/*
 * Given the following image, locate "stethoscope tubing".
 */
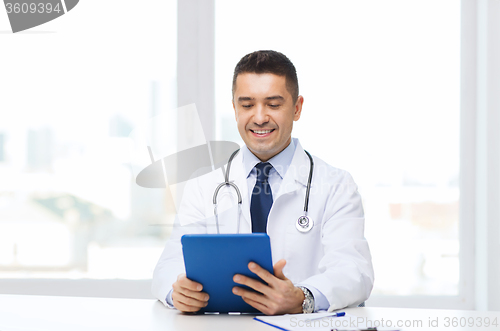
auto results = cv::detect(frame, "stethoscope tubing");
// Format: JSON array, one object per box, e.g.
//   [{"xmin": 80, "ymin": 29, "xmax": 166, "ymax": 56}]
[
  {"xmin": 303, "ymin": 150, "xmax": 314, "ymax": 213},
  {"xmin": 213, "ymin": 148, "xmax": 314, "ymax": 234}
]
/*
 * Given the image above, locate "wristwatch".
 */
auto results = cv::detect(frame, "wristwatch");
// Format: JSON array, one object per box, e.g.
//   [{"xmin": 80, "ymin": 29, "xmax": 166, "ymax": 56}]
[{"xmin": 297, "ymin": 286, "xmax": 315, "ymax": 313}]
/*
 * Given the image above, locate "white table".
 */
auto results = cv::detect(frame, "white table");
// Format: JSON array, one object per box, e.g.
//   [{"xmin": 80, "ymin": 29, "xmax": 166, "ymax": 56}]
[{"xmin": 0, "ymin": 294, "xmax": 498, "ymax": 330}]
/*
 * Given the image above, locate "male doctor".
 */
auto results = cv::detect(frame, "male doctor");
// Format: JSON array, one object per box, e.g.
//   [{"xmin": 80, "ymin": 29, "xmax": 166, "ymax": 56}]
[{"xmin": 152, "ymin": 50, "xmax": 374, "ymax": 315}]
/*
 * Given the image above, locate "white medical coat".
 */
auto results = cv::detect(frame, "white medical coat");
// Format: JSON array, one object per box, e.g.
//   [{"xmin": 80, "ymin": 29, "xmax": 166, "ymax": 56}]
[{"xmin": 152, "ymin": 139, "xmax": 374, "ymax": 311}]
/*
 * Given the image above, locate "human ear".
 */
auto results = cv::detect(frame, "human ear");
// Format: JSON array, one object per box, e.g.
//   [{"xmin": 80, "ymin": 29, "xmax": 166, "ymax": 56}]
[{"xmin": 293, "ymin": 96, "xmax": 304, "ymax": 121}]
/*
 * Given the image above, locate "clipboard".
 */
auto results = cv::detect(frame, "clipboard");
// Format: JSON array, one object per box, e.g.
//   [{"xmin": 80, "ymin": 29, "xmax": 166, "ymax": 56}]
[{"xmin": 181, "ymin": 233, "xmax": 273, "ymax": 313}]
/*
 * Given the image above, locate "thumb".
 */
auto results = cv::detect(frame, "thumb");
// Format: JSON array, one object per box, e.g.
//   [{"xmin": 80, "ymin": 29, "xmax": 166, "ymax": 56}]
[{"xmin": 273, "ymin": 259, "xmax": 287, "ymax": 280}]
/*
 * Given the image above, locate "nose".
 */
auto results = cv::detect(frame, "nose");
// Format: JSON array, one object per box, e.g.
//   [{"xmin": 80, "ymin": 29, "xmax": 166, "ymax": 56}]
[{"xmin": 253, "ymin": 104, "xmax": 269, "ymax": 126}]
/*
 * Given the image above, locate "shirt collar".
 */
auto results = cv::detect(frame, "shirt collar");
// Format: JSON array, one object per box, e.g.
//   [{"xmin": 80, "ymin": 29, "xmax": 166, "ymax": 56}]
[{"xmin": 242, "ymin": 138, "xmax": 296, "ymax": 179}]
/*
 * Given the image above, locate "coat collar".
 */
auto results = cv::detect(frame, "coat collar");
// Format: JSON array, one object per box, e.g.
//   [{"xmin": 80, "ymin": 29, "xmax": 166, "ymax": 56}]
[
  {"xmin": 274, "ymin": 138, "xmax": 311, "ymax": 199},
  {"xmin": 226, "ymin": 149, "xmax": 252, "ymax": 228},
  {"xmin": 223, "ymin": 138, "xmax": 312, "ymax": 228},
  {"xmin": 241, "ymin": 139, "xmax": 296, "ymax": 181},
  {"xmin": 231, "ymin": 138, "xmax": 310, "ymax": 198}
]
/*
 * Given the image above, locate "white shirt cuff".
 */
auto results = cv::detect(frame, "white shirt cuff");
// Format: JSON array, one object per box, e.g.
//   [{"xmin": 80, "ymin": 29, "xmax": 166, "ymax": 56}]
[{"xmin": 165, "ymin": 289, "xmax": 175, "ymax": 309}]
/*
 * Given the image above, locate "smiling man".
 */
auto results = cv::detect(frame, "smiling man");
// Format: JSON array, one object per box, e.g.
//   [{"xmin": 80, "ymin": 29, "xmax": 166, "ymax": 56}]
[
  {"xmin": 152, "ymin": 50, "xmax": 374, "ymax": 315},
  {"xmin": 233, "ymin": 71, "xmax": 302, "ymax": 162}
]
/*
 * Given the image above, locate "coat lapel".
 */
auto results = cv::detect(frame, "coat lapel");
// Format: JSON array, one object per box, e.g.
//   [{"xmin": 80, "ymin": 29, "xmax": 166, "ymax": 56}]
[
  {"xmin": 216, "ymin": 140, "xmax": 311, "ymax": 232},
  {"xmin": 226, "ymin": 151, "xmax": 252, "ymax": 230},
  {"xmin": 273, "ymin": 140, "xmax": 310, "ymax": 202}
]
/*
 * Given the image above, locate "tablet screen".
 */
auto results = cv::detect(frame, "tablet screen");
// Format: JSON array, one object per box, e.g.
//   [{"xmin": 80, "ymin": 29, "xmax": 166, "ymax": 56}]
[{"xmin": 181, "ymin": 233, "xmax": 273, "ymax": 314}]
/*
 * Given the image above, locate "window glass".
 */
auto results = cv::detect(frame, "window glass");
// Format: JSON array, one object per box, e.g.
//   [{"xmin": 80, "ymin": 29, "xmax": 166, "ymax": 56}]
[
  {"xmin": 215, "ymin": 0, "xmax": 460, "ymax": 295},
  {"xmin": 0, "ymin": 0, "xmax": 177, "ymax": 279}
]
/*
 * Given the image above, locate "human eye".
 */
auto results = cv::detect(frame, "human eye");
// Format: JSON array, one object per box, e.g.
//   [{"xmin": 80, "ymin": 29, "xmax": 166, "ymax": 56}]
[
  {"xmin": 241, "ymin": 104, "xmax": 253, "ymax": 108},
  {"xmin": 268, "ymin": 104, "xmax": 281, "ymax": 109}
]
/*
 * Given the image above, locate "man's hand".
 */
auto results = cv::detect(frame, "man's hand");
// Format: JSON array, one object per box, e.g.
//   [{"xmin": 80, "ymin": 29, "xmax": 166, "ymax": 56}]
[
  {"xmin": 232, "ymin": 259, "xmax": 305, "ymax": 315},
  {"xmin": 172, "ymin": 273, "xmax": 209, "ymax": 313}
]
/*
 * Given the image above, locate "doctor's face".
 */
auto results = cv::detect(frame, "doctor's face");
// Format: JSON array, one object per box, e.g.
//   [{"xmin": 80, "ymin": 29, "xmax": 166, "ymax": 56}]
[{"xmin": 233, "ymin": 73, "xmax": 303, "ymax": 162}]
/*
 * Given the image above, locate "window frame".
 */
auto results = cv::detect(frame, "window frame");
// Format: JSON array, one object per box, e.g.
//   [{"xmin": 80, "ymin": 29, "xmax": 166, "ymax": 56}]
[{"xmin": 2, "ymin": 0, "xmax": 500, "ymax": 311}]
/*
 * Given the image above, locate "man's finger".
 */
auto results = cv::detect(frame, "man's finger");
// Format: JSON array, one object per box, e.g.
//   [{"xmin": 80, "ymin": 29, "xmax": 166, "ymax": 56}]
[
  {"xmin": 172, "ymin": 274, "xmax": 209, "ymax": 309},
  {"xmin": 177, "ymin": 274, "xmax": 203, "ymax": 292},
  {"xmin": 232, "ymin": 285, "xmax": 266, "ymax": 303},
  {"xmin": 182, "ymin": 289, "xmax": 209, "ymax": 302},
  {"xmin": 173, "ymin": 282, "xmax": 209, "ymax": 302},
  {"xmin": 173, "ymin": 291, "xmax": 208, "ymax": 309},
  {"xmin": 273, "ymin": 259, "xmax": 287, "ymax": 280},
  {"xmin": 241, "ymin": 295, "xmax": 270, "ymax": 315},
  {"xmin": 173, "ymin": 298, "xmax": 204, "ymax": 313},
  {"xmin": 233, "ymin": 274, "xmax": 271, "ymax": 295},
  {"xmin": 232, "ymin": 286, "xmax": 274, "ymax": 314},
  {"xmin": 246, "ymin": 262, "xmax": 277, "ymax": 285}
]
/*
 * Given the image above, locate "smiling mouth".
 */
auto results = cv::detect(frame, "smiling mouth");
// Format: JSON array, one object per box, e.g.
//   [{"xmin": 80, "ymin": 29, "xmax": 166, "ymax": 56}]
[{"xmin": 250, "ymin": 129, "xmax": 275, "ymax": 135}]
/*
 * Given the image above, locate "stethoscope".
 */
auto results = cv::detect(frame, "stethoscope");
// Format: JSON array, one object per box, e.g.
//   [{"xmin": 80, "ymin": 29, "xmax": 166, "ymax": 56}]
[{"xmin": 212, "ymin": 149, "xmax": 314, "ymax": 234}]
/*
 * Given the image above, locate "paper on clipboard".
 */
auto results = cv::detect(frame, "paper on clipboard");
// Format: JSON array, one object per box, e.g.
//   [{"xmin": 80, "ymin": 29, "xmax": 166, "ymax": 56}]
[{"xmin": 254, "ymin": 312, "xmax": 360, "ymax": 331}]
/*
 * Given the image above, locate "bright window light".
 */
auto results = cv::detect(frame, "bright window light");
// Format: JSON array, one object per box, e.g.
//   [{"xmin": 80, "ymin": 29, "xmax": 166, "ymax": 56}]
[{"xmin": 215, "ymin": 0, "xmax": 460, "ymax": 295}]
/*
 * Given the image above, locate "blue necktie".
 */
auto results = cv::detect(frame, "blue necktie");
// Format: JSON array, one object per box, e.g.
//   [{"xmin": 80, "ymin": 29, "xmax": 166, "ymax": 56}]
[{"xmin": 250, "ymin": 162, "xmax": 273, "ymax": 233}]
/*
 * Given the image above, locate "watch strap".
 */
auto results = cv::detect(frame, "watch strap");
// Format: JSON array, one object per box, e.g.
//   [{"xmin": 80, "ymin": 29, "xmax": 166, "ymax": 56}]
[{"xmin": 297, "ymin": 286, "xmax": 314, "ymax": 313}]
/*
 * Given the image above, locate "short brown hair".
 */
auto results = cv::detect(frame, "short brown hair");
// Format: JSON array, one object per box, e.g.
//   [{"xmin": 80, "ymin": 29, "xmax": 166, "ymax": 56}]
[{"xmin": 232, "ymin": 50, "xmax": 299, "ymax": 103}]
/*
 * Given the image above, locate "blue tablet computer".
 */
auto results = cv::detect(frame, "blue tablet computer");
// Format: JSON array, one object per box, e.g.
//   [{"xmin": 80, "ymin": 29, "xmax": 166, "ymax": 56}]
[{"xmin": 181, "ymin": 233, "xmax": 273, "ymax": 314}]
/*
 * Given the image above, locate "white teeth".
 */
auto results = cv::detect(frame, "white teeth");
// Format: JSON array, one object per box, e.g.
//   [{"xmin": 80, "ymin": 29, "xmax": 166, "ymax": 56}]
[{"xmin": 254, "ymin": 130, "xmax": 272, "ymax": 134}]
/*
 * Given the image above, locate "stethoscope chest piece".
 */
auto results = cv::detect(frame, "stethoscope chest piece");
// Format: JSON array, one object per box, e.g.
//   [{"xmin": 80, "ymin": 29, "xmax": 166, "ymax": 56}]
[{"xmin": 296, "ymin": 215, "xmax": 313, "ymax": 233}]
